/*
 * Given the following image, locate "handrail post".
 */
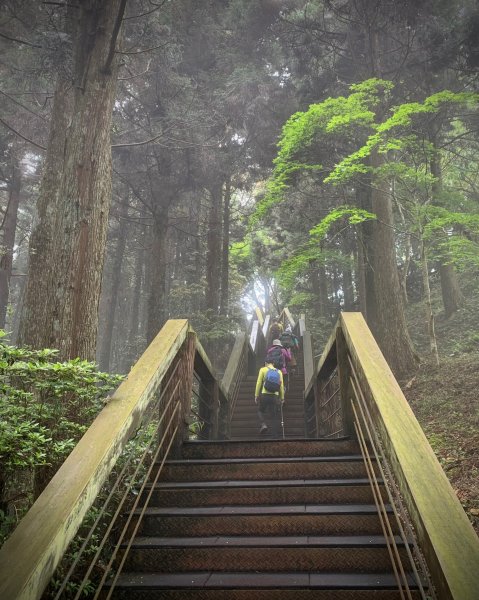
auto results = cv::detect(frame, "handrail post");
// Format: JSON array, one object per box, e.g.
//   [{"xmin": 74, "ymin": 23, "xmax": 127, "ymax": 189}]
[
  {"xmin": 170, "ymin": 331, "xmax": 196, "ymax": 456},
  {"xmin": 210, "ymin": 380, "xmax": 220, "ymax": 439},
  {"xmin": 336, "ymin": 327, "xmax": 354, "ymax": 437},
  {"xmin": 303, "ymin": 330, "xmax": 314, "ymax": 392}
]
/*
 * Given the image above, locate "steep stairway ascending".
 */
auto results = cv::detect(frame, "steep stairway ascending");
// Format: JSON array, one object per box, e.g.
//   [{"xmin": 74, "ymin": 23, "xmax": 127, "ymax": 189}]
[
  {"xmin": 230, "ymin": 348, "xmax": 306, "ymax": 439},
  {"xmin": 110, "ymin": 438, "xmax": 422, "ymax": 599}
]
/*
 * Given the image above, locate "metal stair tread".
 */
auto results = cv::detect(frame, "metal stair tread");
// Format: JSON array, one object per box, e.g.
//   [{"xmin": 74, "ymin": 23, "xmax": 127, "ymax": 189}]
[
  {"xmin": 127, "ymin": 534, "xmax": 406, "ymax": 548},
  {"xmin": 136, "ymin": 504, "xmax": 391, "ymax": 516},
  {"xmin": 181, "ymin": 437, "xmax": 352, "ymax": 446},
  {"xmin": 163, "ymin": 455, "xmax": 368, "ymax": 465},
  {"xmin": 152, "ymin": 478, "xmax": 379, "ymax": 489},
  {"xmin": 111, "ymin": 571, "xmax": 419, "ymax": 589}
]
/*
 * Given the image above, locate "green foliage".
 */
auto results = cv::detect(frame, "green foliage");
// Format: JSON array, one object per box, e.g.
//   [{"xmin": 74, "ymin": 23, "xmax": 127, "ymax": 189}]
[
  {"xmin": 309, "ymin": 207, "xmax": 377, "ymax": 240},
  {"xmin": 326, "ymin": 90, "xmax": 479, "ymax": 185},
  {"xmin": 276, "ymin": 207, "xmax": 376, "ymax": 291},
  {"xmin": 0, "ymin": 334, "xmax": 122, "ymax": 543},
  {"xmin": 251, "ymin": 78, "xmax": 393, "ymax": 223}
]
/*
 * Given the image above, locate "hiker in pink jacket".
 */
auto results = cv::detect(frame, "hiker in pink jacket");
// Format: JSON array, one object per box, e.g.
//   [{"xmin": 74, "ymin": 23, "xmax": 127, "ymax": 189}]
[{"xmin": 265, "ymin": 339, "xmax": 291, "ymax": 389}]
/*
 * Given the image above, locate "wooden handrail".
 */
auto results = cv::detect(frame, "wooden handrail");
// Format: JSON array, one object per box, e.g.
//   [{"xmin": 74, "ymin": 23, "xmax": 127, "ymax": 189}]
[
  {"xmin": 306, "ymin": 312, "xmax": 479, "ymax": 600},
  {"xmin": 0, "ymin": 320, "xmax": 218, "ymax": 600},
  {"xmin": 222, "ymin": 332, "xmax": 249, "ymax": 397}
]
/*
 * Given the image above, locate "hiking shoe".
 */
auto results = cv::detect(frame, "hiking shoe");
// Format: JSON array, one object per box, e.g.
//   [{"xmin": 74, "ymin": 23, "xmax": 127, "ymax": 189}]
[{"xmin": 260, "ymin": 423, "xmax": 268, "ymax": 433}]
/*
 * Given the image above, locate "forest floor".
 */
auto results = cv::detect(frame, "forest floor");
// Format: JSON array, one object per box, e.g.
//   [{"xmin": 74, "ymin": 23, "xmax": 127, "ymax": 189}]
[{"xmin": 402, "ymin": 286, "xmax": 479, "ymax": 535}]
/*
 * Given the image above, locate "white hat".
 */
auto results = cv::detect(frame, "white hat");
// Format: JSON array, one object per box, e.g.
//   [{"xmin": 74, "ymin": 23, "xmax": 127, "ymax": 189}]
[{"xmin": 272, "ymin": 339, "xmax": 282, "ymax": 346}]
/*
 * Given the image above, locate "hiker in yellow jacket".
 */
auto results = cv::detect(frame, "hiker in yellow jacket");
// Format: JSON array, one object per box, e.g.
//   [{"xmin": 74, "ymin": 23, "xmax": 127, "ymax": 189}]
[{"xmin": 254, "ymin": 361, "xmax": 284, "ymax": 436}]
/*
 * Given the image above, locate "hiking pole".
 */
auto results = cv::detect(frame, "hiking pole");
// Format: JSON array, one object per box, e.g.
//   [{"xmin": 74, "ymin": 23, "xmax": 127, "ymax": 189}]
[{"xmin": 280, "ymin": 401, "xmax": 285, "ymax": 440}]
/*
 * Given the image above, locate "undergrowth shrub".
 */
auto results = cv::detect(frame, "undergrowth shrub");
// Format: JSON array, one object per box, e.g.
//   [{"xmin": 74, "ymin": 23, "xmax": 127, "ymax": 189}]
[{"xmin": 0, "ymin": 332, "xmax": 123, "ymax": 545}]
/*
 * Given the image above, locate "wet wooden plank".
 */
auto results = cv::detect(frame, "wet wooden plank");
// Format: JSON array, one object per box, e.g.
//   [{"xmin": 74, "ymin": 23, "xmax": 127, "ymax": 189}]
[
  {"xmin": 0, "ymin": 319, "xmax": 191, "ymax": 600},
  {"xmin": 340, "ymin": 311, "xmax": 479, "ymax": 600}
]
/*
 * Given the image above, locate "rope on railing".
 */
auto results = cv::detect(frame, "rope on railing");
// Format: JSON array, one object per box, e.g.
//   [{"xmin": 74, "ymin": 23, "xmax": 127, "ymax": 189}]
[
  {"xmin": 348, "ymin": 355, "xmax": 433, "ymax": 600},
  {"xmin": 49, "ymin": 339, "xmax": 192, "ymax": 600},
  {"xmin": 318, "ymin": 365, "xmax": 343, "ymax": 438},
  {"xmin": 226, "ymin": 341, "xmax": 248, "ymax": 424},
  {"xmin": 190, "ymin": 372, "xmax": 215, "ymax": 436},
  {"xmin": 98, "ymin": 401, "xmax": 180, "ymax": 599}
]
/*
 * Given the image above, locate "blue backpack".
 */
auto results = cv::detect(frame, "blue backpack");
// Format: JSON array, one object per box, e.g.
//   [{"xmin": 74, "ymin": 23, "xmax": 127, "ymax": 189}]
[{"xmin": 263, "ymin": 367, "xmax": 281, "ymax": 393}]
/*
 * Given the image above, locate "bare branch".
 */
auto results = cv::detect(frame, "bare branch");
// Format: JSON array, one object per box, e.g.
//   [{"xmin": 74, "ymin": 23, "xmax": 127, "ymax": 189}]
[
  {"xmin": 0, "ymin": 118, "xmax": 46, "ymax": 150},
  {"xmin": 123, "ymin": 0, "xmax": 168, "ymax": 20},
  {"xmin": 103, "ymin": 0, "xmax": 129, "ymax": 74},
  {"xmin": 0, "ymin": 30, "xmax": 43, "ymax": 49}
]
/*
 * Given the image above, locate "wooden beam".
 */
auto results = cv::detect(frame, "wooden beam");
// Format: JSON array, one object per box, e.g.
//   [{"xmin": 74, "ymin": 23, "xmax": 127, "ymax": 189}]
[
  {"xmin": 283, "ymin": 307, "xmax": 295, "ymax": 329},
  {"xmin": 262, "ymin": 314, "xmax": 271, "ymax": 340},
  {"xmin": 249, "ymin": 319, "xmax": 259, "ymax": 353},
  {"xmin": 340, "ymin": 312, "xmax": 479, "ymax": 600},
  {"xmin": 194, "ymin": 335, "xmax": 228, "ymax": 402},
  {"xmin": 302, "ymin": 331, "xmax": 315, "ymax": 396},
  {"xmin": 0, "ymin": 320, "xmax": 190, "ymax": 600},
  {"xmin": 254, "ymin": 306, "xmax": 264, "ymax": 326},
  {"xmin": 222, "ymin": 333, "xmax": 247, "ymax": 397}
]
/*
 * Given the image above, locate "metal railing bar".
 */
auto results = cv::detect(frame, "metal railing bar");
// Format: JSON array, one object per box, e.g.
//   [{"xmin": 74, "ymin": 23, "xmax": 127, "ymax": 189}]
[
  {"xmin": 57, "ymin": 361, "xmax": 185, "ymax": 600},
  {"xmin": 319, "ymin": 386, "xmax": 340, "ymax": 408},
  {"xmin": 193, "ymin": 372, "xmax": 214, "ymax": 394},
  {"xmin": 321, "ymin": 404, "xmax": 342, "ymax": 422},
  {"xmin": 189, "ymin": 407, "xmax": 213, "ymax": 427},
  {"xmin": 348, "ymin": 357, "xmax": 429, "ymax": 599},
  {"xmin": 351, "ymin": 396, "xmax": 411, "ymax": 600},
  {"xmin": 94, "ymin": 400, "xmax": 181, "ymax": 599},
  {"xmin": 71, "ymin": 383, "xmax": 183, "ymax": 600},
  {"xmin": 102, "ymin": 415, "xmax": 180, "ymax": 600},
  {"xmin": 319, "ymin": 367, "xmax": 338, "ymax": 394},
  {"xmin": 323, "ymin": 427, "xmax": 343, "ymax": 438},
  {"xmin": 53, "ymin": 451, "xmax": 132, "ymax": 600},
  {"xmin": 227, "ymin": 346, "xmax": 248, "ymax": 423},
  {"xmin": 191, "ymin": 387, "xmax": 213, "ymax": 410}
]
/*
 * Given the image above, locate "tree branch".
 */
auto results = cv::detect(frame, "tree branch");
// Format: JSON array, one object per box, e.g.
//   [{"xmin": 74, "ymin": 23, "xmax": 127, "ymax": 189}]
[
  {"xmin": 103, "ymin": 0, "xmax": 129, "ymax": 74},
  {"xmin": 0, "ymin": 31, "xmax": 43, "ymax": 49},
  {"xmin": 0, "ymin": 118, "xmax": 46, "ymax": 150}
]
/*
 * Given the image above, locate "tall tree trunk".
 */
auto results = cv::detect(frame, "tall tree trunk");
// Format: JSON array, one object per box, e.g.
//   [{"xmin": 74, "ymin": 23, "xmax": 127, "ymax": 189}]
[
  {"xmin": 439, "ymin": 263, "xmax": 463, "ymax": 318},
  {"xmin": 219, "ymin": 179, "xmax": 231, "ymax": 316},
  {"xmin": 430, "ymin": 145, "xmax": 464, "ymax": 317},
  {"xmin": 420, "ymin": 238, "xmax": 440, "ymax": 364},
  {"xmin": 146, "ymin": 213, "xmax": 169, "ymax": 344},
  {"xmin": 356, "ymin": 178, "xmax": 377, "ymax": 325},
  {"xmin": 123, "ymin": 233, "xmax": 145, "ymax": 371},
  {"xmin": 98, "ymin": 213, "xmax": 128, "ymax": 371},
  {"xmin": 310, "ymin": 262, "xmax": 329, "ymax": 321},
  {"xmin": 261, "ymin": 278, "xmax": 272, "ymax": 315},
  {"xmin": 17, "ymin": 77, "xmax": 73, "ymax": 348},
  {"xmin": 370, "ymin": 150, "xmax": 417, "ymax": 377},
  {"xmin": 0, "ymin": 160, "xmax": 21, "ymax": 328},
  {"xmin": 342, "ymin": 255, "xmax": 355, "ymax": 310},
  {"xmin": 19, "ymin": 0, "xmax": 126, "ymax": 360},
  {"xmin": 205, "ymin": 183, "xmax": 222, "ymax": 313}
]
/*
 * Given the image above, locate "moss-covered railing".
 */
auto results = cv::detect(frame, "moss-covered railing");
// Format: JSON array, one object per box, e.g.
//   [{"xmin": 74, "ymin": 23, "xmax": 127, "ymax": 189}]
[
  {"xmin": 304, "ymin": 312, "xmax": 479, "ymax": 600},
  {"xmin": 0, "ymin": 320, "xmax": 228, "ymax": 600}
]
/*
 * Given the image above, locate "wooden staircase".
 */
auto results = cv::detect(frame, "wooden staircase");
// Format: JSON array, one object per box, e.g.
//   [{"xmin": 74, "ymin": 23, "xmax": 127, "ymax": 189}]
[
  {"xmin": 109, "ymin": 438, "xmax": 422, "ymax": 598},
  {"xmin": 230, "ymin": 349, "xmax": 306, "ymax": 439}
]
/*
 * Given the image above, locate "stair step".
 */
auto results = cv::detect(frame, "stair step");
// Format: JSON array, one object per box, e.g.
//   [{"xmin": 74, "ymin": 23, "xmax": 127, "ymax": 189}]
[
  {"xmin": 142, "ymin": 480, "xmax": 384, "ymax": 506},
  {"xmin": 134, "ymin": 506, "xmax": 395, "ymax": 536},
  {"xmin": 127, "ymin": 534, "xmax": 406, "ymax": 548},
  {"xmin": 122, "ymin": 540, "xmax": 409, "ymax": 572},
  {"xmin": 109, "ymin": 571, "xmax": 420, "ymax": 591},
  {"xmin": 158, "ymin": 458, "xmax": 373, "ymax": 482}
]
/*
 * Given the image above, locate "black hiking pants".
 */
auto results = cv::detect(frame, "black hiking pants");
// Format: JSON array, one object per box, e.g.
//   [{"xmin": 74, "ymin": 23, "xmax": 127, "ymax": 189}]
[{"xmin": 258, "ymin": 393, "xmax": 282, "ymax": 437}]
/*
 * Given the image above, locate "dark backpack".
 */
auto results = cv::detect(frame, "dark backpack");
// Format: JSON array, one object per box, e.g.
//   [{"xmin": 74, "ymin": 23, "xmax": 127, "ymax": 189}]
[
  {"xmin": 265, "ymin": 346, "xmax": 284, "ymax": 370},
  {"xmin": 279, "ymin": 332, "xmax": 293, "ymax": 349},
  {"xmin": 263, "ymin": 367, "xmax": 281, "ymax": 393}
]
